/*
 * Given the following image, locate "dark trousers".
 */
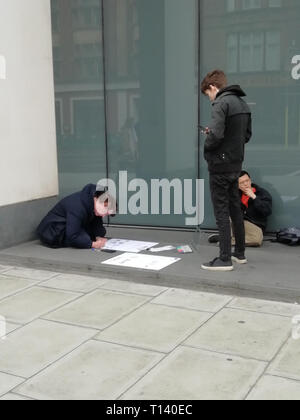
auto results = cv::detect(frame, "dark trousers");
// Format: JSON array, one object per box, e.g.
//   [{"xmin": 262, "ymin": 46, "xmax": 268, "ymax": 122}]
[{"xmin": 209, "ymin": 172, "xmax": 245, "ymax": 261}]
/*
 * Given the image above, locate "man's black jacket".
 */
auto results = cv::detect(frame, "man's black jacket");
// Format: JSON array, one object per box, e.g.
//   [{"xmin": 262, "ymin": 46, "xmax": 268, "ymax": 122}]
[
  {"xmin": 204, "ymin": 85, "xmax": 252, "ymax": 174},
  {"xmin": 37, "ymin": 184, "xmax": 106, "ymax": 249},
  {"xmin": 241, "ymin": 184, "xmax": 272, "ymax": 231}
]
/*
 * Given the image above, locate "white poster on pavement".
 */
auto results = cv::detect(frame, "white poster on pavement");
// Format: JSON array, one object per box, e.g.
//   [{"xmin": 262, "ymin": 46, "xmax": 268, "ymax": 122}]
[{"xmin": 102, "ymin": 253, "xmax": 181, "ymax": 271}]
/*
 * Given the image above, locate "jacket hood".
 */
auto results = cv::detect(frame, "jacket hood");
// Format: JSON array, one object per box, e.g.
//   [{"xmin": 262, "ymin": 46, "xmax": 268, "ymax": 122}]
[
  {"xmin": 217, "ymin": 85, "xmax": 247, "ymax": 98},
  {"xmin": 80, "ymin": 184, "xmax": 96, "ymax": 215}
]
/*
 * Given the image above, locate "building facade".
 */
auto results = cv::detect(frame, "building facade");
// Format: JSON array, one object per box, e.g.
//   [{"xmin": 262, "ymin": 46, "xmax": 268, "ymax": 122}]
[{"xmin": 0, "ymin": 0, "xmax": 300, "ymax": 247}]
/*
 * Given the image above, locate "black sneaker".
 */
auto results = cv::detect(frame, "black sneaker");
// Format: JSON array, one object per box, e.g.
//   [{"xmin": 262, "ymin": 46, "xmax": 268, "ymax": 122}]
[
  {"xmin": 208, "ymin": 234, "xmax": 220, "ymax": 244},
  {"xmin": 201, "ymin": 258, "xmax": 234, "ymax": 272},
  {"xmin": 231, "ymin": 253, "xmax": 248, "ymax": 264}
]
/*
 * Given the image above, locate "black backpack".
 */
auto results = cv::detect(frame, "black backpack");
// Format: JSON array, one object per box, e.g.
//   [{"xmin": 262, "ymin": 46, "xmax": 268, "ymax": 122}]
[{"xmin": 276, "ymin": 227, "xmax": 300, "ymax": 246}]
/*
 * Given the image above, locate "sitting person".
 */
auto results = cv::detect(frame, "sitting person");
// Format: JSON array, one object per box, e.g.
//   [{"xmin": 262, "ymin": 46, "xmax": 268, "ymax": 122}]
[
  {"xmin": 37, "ymin": 184, "xmax": 116, "ymax": 249},
  {"xmin": 209, "ymin": 171, "xmax": 272, "ymax": 247}
]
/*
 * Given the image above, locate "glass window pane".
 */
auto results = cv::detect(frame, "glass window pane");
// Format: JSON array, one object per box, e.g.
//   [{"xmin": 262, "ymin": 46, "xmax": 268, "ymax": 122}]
[
  {"xmin": 103, "ymin": 0, "xmax": 199, "ymax": 228},
  {"xmin": 266, "ymin": 31, "xmax": 281, "ymax": 71},
  {"xmin": 51, "ymin": 0, "xmax": 107, "ymax": 197},
  {"xmin": 200, "ymin": 0, "xmax": 300, "ymax": 230}
]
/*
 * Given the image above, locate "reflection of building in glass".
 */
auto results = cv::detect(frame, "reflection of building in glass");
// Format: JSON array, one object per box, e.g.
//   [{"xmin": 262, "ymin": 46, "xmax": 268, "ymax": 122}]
[
  {"xmin": 201, "ymin": 0, "xmax": 300, "ymax": 149},
  {"xmin": 51, "ymin": 0, "xmax": 139, "ymax": 142}
]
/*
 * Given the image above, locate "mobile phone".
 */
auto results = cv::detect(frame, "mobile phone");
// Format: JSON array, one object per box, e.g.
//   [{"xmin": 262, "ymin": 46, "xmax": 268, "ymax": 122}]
[{"xmin": 101, "ymin": 249, "xmax": 117, "ymax": 253}]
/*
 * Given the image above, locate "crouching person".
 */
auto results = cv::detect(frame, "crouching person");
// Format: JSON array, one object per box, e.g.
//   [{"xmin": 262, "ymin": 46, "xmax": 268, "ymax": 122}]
[
  {"xmin": 209, "ymin": 171, "xmax": 272, "ymax": 247},
  {"xmin": 37, "ymin": 184, "xmax": 116, "ymax": 249}
]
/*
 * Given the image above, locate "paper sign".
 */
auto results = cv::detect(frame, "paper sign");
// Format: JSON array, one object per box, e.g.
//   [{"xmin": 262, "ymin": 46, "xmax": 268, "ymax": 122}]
[
  {"xmin": 102, "ymin": 253, "xmax": 181, "ymax": 271},
  {"xmin": 102, "ymin": 239, "xmax": 159, "ymax": 253}
]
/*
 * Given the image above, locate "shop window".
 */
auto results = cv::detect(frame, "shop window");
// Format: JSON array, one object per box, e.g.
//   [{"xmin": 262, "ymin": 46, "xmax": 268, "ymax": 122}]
[
  {"xmin": 227, "ymin": 31, "xmax": 281, "ymax": 73},
  {"xmin": 242, "ymin": 0, "xmax": 262, "ymax": 9}
]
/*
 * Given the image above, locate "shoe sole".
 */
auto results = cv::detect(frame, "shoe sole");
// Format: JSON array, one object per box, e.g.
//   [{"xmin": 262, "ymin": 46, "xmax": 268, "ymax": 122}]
[
  {"xmin": 231, "ymin": 256, "xmax": 248, "ymax": 264},
  {"xmin": 201, "ymin": 265, "xmax": 234, "ymax": 272}
]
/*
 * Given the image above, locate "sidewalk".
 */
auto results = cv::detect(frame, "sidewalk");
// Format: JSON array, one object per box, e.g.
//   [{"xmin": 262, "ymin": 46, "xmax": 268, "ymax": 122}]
[
  {"xmin": 0, "ymin": 227, "xmax": 300, "ymax": 303},
  {"xmin": 0, "ymin": 263, "xmax": 300, "ymax": 400}
]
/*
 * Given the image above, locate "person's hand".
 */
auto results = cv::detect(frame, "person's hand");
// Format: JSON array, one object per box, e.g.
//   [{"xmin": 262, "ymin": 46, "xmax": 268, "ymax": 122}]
[
  {"xmin": 244, "ymin": 188, "xmax": 256, "ymax": 200},
  {"xmin": 92, "ymin": 238, "xmax": 107, "ymax": 249},
  {"xmin": 205, "ymin": 127, "xmax": 211, "ymax": 134}
]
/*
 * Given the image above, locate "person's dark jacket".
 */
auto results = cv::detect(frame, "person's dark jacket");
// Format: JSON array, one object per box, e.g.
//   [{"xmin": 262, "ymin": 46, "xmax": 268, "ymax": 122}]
[
  {"xmin": 37, "ymin": 184, "xmax": 106, "ymax": 249},
  {"xmin": 241, "ymin": 184, "xmax": 272, "ymax": 232},
  {"xmin": 204, "ymin": 85, "xmax": 252, "ymax": 174}
]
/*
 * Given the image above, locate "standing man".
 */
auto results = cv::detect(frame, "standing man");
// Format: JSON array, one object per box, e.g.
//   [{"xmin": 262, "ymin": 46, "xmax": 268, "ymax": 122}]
[{"xmin": 201, "ymin": 70, "xmax": 252, "ymax": 271}]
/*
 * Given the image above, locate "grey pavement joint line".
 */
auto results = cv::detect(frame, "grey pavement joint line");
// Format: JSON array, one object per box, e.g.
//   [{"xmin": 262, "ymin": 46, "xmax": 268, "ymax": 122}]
[
  {"xmin": 38, "ymin": 317, "xmax": 101, "ymax": 334},
  {"xmin": 151, "ymin": 301, "xmax": 232, "ymax": 315},
  {"xmin": 2, "ymin": 269, "xmax": 60, "ymax": 283},
  {"xmin": 243, "ymin": 324, "xmax": 294, "ymax": 400},
  {"xmin": 182, "ymin": 343, "xmax": 270, "ymax": 364},
  {"xmin": 91, "ymin": 338, "xmax": 166, "ymax": 356},
  {"xmin": 0, "ymin": 284, "xmax": 39, "ymax": 304},
  {"xmin": 95, "ymin": 284, "xmax": 168, "ymax": 298},
  {"xmin": 0, "ymin": 370, "xmax": 26, "ymax": 380},
  {"xmin": 25, "ymin": 288, "xmax": 85, "ymax": 319},
  {"xmin": 39, "ymin": 281, "xmax": 165, "ymax": 299},
  {"xmin": 0, "ymin": 271, "xmax": 62, "ymax": 304},
  {"xmin": 7, "ymin": 392, "xmax": 36, "ymax": 400},
  {"xmin": 263, "ymin": 373, "xmax": 300, "ymax": 385},
  {"xmin": 224, "ymin": 304, "xmax": 300, "ymax": 320}
]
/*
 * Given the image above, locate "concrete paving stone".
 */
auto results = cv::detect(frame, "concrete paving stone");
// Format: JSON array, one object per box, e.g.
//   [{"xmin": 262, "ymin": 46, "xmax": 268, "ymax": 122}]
[
  {"xmin": 185, "ymin": 308, "xmax": 291, "ymax": 361},
  {"xmin": 0, "ymin": 319, "xmax": 97, "ymax": 378},
  {"xmin": 40, "ymin": 273, "xmax": 109, "ymax": 293},
  {"xmin": 0, "ymin": 287, "xmax": 81, "ymax": 324},
  {"xmin": 43, "ymin": 290, "xmax": 150, "ymax": 330},
  {"xmin": 0, "ymin": 373, "xmax": 24, "ymax": 397},
  {"xmin": 121, "ymin": 347, "xmax": 267, "ymax": 400},
  {"xmin": 246, "ymin": 375, "xmax": 300, "ymax": 400},
  {"xmin": 15, "ymin": 341, "xmax": 163, "ymax": 400},
  {"xmin": 99, "ymin": 279, "xmax": 167, "ymax": 297},
  {"xmin": 0, "ymin": 275, "xmax": 36, "ymax": 300},
  {"xmin": 0, "ymin": 265, "xmax": 14, "ymax": 273},
  {"xmin": 0, "ymin": 393, "xmax": 33, "ymax": 401},
  {"xmin": 96, "ymin": 304, "xmax": 212, "ymax": 353},
  {"xmin": 228, "ymin": 297, "xmax": 300, "ymax": 318},
  {"xmin": 3, "ymin": 267, "xmax": 58, "ymax": 282},
  {"xmin": 268, "ymin": 338, "xmax": 300, "ymax": 381},
  {"xmin": 152, "ymin": 288, "xmax": 232, "ymax": 313}
]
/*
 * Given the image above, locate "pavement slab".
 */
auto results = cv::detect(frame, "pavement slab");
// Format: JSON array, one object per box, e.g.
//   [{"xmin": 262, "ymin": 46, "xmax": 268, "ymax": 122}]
[
  {"xmin": 0, "ymin": 373, "xmax": 24, "ymax": 397},
  {"xmin": 121, "ymin": 347, "xmax": 267, "ymax": 400},
  {"xmin": 152, "ymin": 288, "xmax": 233, "ymax": 312},
  {"xmin": 246, "ymin": 375, "xmax": 300, "ymax": 400},
  {"xmin": 0, "ymin": 319, "xmax": 97, "ymax": 378},
  {"xmin": 40, "ymin": 273, "xmax": 109, "ymax": 294},
  {"xmin": 185, "ymin": 308, "xmax": 291, "ymax": 361},
  {"xmin": 0, "ymin": 287, "xmax": 81, "ymax": 324},
  {"xmin": 268, "ymin": 338, "xmax": 300, "ymax": 381},
  {"xmin": 0, "ymin": 275, "xmax": 37, "ymax": 301},
  {"xmin": 15, "ymin": 341, "xmax": 163, "ymax": 400},
  {"xmin": 3, "ymin": 267, "xmax": 58, "ymax": 282},
  {"xmin": 43, "ymin": 290, "xmax": 151, "ymax": 330},
  {"xmin": 96, "ymin": 303, "xmax": 212, "ymax": 353},
  {"xmin": 99, "ymin": 279, "xmax": 168, "ymax": 297},
  {"xmin": 228, "ymin": 297, "xmax": 300, "ymax": 318}
]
